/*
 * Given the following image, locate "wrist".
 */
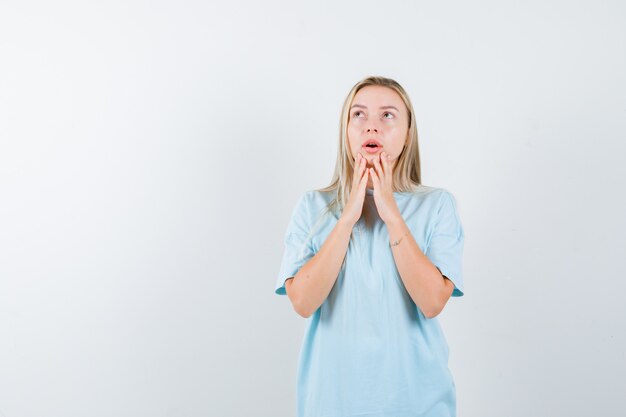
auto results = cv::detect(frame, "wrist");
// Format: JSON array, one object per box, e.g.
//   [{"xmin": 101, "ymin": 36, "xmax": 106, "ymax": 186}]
[
  {"xmin": 384, "ymin": 212, "xmax": 404, "ymax": 228},
  {"xmin": 337, "ymin": 216, "xmax": 356, "ymax": 229}
]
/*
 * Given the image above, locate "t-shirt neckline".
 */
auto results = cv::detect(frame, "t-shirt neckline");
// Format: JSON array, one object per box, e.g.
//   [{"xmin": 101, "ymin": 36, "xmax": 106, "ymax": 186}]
[{"xmin": 365, "ymin": 187, "xmax": 406, "ymax": 197}]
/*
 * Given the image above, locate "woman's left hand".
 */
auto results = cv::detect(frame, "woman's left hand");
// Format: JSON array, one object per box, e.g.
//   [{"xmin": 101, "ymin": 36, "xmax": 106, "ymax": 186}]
[{"xmin": 369, "ymin": 151, "xmax": 403, "ymax": 225}]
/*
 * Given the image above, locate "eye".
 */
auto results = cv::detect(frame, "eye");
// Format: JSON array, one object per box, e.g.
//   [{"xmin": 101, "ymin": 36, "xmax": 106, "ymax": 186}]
[
  {"xmin": 383, "ymin": 112, "xmax": 394, "ymax": 119},
  {"xmin": 352, "ymin": 111, "xmax": 364, "ymax": 118}
]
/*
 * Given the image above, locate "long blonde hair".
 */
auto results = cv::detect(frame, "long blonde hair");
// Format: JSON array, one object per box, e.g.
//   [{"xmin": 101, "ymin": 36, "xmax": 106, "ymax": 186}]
[{"xmin": 316, "ymin": 76, "xmax": 422, "ymax": 217}]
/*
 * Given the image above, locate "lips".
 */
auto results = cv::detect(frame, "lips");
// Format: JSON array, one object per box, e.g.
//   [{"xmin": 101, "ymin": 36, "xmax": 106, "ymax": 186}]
[
  {"xmin": 362, "ymin": 139, "xmax": 382, "ymax": 154},
  {"xmin": 362, "ymin": 139, "xmax": 382, "ymax": 148}
]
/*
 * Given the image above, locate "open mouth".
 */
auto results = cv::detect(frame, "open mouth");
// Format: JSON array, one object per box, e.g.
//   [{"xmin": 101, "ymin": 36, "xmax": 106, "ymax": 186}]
[{"xmin": 363, "ymin": 144, "xmax": 381, "ymax": 153}]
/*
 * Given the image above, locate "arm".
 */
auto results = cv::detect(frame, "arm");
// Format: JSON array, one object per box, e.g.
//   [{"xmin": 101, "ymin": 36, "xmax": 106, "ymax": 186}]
[
  {"xmin": 386, "ymin": 216, "xmax": 455, "ymax": 319},
  {"xmin": 285, "ymin": 218, "xmax": 354, "ymax": 318}
]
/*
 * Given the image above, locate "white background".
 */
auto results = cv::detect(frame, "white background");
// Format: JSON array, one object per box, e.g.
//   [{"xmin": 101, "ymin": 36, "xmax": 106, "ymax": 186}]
[{"xmin": 1, "ymin": 1, "xmax": 625, "ymax": 416}]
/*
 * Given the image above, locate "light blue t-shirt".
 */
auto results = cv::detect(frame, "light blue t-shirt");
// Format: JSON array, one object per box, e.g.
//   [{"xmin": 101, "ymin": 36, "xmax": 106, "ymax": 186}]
[{"xmin": 275, "ymin": 185, "xmax": 465, "ymax": 417}]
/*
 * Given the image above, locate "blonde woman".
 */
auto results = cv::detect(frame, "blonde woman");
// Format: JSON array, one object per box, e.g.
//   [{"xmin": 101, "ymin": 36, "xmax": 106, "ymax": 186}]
[{"xmin": 275, "ymin": 76, "xmax": 465, "ymax": 417}]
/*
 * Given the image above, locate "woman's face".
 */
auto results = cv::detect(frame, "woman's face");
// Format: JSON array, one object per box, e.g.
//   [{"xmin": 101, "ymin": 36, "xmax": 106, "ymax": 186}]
[{"xmin": 347, "ymin": 85, "xmax": 409, "ymax": 175}]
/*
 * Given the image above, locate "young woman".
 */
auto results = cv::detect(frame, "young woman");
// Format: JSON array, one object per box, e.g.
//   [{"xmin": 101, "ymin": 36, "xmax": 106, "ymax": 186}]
[{"xmin": 275, "ymin": 76, "xmax": 465, "ymax": 417}]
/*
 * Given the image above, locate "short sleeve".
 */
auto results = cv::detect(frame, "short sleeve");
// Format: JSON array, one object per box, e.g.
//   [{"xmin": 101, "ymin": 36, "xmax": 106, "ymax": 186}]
[
  {"xmin": 425, "ymin": 190, "xmax": 465, "ymax": 297},
  {"xmin": 274, "ymin": 193, "xmax": 316, "ymax": 295}
]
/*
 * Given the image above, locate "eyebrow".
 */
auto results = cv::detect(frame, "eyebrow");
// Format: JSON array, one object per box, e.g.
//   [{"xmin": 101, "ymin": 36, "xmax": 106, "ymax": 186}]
[{"xmin": 350, "ymin": 104, "xmax": 400, "ymax": 112}]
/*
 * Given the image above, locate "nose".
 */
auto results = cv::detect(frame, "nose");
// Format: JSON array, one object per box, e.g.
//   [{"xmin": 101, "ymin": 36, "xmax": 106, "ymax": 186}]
[{"xmin": 365, "ymin": 117, "xmax": 381, "ymax": 133}]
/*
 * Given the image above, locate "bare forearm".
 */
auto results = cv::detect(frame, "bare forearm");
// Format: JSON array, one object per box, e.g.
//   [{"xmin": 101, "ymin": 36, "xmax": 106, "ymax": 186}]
[
  {"xmin": 289, "ymin": 218, "xmax": 354, "ymax": 317},
  {"xmin": 386, "ymin": 216, "xmax": 445, "ymax": 318}
]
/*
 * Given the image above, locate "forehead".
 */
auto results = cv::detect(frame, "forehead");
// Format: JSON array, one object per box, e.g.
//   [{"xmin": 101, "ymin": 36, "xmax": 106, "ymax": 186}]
[{"xmin": 352, "ymin": 85, "xmax": 405, "ymax": 108}]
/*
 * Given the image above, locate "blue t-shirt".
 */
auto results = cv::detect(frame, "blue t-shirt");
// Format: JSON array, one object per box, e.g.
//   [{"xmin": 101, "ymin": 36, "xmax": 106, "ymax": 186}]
[{"xmin": 275, "ymin": 185, "xmax": 465, "ymax": 417}]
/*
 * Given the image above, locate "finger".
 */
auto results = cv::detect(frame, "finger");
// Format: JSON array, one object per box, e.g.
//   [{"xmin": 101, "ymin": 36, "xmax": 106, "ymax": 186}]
[
  {"xmin": 360, "ymin": 164, "xmax": 369, "ymax": 183},
  {"xmin": 380, "ymin": 151, "xmax": 387, "ymax": 172},
  {"xmin": 369, "ymin": 167, "xmax": 379, "ymax": 189},
  {"xmin": 359, "ymin": 154, "xmax": 367, "ymax": 181},
  {"xmin": 353, "ymin": 154, "xmax": 364, "ymax": 187},
  {"xmin": 356, "ymin": 157, "xmax": 367, "ymax": 186},
  {"xmin": 356, "ymin": 156, "xmax": 366, "ymax": 181},
  {"xmin": 372, "ymin": 154, "xmax": 384, "ymax": 182},
  {"xmin": 382, "ymin": 152, "xmax": 391, "ymax": 186},
  {"xmin": 359, "ymin": 166, "xmax": 369, "ymax": 192},
  {"xmin": 353, "ymin": 153, "xmax": 360, "ymax": 172}
]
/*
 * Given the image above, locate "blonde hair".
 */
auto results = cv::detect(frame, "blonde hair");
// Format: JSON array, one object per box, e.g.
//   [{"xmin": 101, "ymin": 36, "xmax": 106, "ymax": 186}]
[{"xmin": 315, "ymin": 75, "xmax": 422, "ymax": 217}]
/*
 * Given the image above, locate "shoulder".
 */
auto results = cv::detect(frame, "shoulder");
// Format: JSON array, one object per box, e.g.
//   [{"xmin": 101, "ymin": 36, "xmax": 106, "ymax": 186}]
[
  {"xmin": 402, "ymin": 186, "xmax": 462, "ymax": 224},
  {"xmin": 302, "ymin": 188, "xmax": 336, "ymax": 211},
  {"xmin": 425, "ymin": 187, "xmax": 462, "ymax": 225},
  {"xmin": 289, "ymin": 189, "xmax": 335, "ymax": 222},
  {"xmin": 292, "ymin": 188, "xmax": 332, "ymax": 206},
  {"xmin": 432, "ymin": 187, "xmax": 458, "ymax": 208},
  {"xmin": 402, "ymin": 184, "xmax": 454, "ymax": 205}
]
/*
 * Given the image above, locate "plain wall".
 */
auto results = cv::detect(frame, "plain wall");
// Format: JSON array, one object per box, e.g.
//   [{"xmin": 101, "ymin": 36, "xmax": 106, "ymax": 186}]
[{"xmin": 1, "ymin": 1, "xmax": 625, "ymax": 416}]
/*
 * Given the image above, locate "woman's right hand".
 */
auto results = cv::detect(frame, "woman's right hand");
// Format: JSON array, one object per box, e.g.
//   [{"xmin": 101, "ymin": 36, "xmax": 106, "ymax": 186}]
[{"xmin": 340, "ymin": 153, "xmax": 369, "ymax": 227}]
